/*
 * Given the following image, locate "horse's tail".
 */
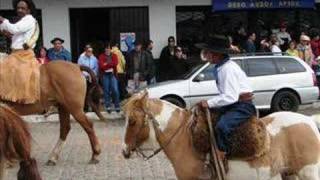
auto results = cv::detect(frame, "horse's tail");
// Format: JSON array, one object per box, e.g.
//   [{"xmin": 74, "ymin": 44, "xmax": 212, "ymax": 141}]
[
  {"xmin": 0, "ymin": 104, "xmax": 31, "ymax": 161},
  {"xmin": 79, "ymin": 66, "xmax": 105, "ymax": 121},
  {"xmin": 0, "ymin": 104, "xmax": 42, "ymax": 180}
]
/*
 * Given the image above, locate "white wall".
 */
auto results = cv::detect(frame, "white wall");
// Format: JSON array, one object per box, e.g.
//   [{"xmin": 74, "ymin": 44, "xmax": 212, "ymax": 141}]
[{"xmin": 0, "ymin": 0, "xmax": 319, "ymax": 57}]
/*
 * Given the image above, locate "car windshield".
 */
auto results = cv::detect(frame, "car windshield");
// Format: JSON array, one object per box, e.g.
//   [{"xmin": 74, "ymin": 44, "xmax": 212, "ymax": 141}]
[{"xmin": 178, "ymin": 63, "xmax": 206, "ymax": 80}]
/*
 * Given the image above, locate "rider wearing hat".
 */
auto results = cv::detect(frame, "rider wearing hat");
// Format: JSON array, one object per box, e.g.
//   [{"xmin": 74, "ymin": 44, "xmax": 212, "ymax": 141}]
[
  {"xmin": 197, "ymin": 35, "xmax": 256, "ymax": 159},
  {"xmin": 0, "ymin": 0, "xmax": 40, "ymax": 104}
]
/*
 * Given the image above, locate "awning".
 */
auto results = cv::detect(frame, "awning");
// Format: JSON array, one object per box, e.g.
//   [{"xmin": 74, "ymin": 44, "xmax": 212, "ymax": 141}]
[{"xmin": 212, "ymin": 0, "xmax": 315, "ymax": 12}]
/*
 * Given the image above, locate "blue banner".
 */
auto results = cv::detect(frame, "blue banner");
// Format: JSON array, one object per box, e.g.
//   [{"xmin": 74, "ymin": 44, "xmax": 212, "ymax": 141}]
[{"xmin": 213, "ymin": 0, "xmax": 315, "ymax": 12}]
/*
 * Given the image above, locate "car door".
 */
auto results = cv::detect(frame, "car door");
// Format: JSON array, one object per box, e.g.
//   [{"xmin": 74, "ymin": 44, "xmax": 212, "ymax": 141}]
[
  {"xmin": 244, "ymin": 58, "xmax": 279, "ymax": 108},
  {"xmin": 188, "ymin": 64, "xmax": 218, "ymax": 106}
]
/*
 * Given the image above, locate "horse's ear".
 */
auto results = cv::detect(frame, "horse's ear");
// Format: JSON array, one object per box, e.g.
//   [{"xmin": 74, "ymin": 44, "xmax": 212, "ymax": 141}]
[
  {"xmin": 141, "ymin": 90, "xmax": 149, "ymax": 108},
  {"xmin": 140, "ymin": 89, "xmax": 149, "ymax": 99}
]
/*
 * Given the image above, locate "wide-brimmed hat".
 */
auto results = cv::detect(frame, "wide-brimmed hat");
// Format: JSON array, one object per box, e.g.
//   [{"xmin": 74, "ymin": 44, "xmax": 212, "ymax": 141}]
[
  {"xmin": 50, "ymin": 37, "xmax": 65, "ymax": 44},
  {"xmin": 195, "ymin": 35, "xmax": 231, "ymax": 55},
  {"xmin": 300, "ymin": 35, "xmax": 311, "ymax": 42}
]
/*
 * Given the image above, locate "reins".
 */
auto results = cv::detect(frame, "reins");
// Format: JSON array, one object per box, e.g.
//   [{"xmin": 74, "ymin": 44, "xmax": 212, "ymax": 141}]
[{"xmin": 136, "ymin": 107, "xmax": 187, "ymax": 161}]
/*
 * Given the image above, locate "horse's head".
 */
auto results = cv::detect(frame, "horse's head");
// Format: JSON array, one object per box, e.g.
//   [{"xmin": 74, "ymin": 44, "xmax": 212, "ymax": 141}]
[{"xmin": 122, "ymin": 90, "xmax": 155, "ymax": 159}]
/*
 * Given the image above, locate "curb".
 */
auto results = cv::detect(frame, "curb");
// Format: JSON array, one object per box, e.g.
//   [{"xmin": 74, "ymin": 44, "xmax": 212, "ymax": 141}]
[
  {"xmin": 23, "ymin": 112, "xmax": 124, "ymax": 123},
  {"xmin": 299, "ymin": 102, "xmax": 320, "ymax": 110}
]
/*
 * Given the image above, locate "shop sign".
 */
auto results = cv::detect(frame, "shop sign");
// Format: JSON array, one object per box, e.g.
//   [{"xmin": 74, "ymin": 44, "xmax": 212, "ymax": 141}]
[{"xmin": 213, "ymin": 0, "xmax": 315, "ymax": 11}]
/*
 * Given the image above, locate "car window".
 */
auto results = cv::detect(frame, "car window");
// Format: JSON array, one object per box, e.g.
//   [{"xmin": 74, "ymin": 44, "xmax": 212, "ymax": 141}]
[
  {"xmin": 182, "ymin": 63, "xmax": 205, "ymax": 79},
  {"xmin": 246, "ymin": 58, "xmax": 278, "ymax": 76},
  {"xmin": 195, "ymin": 64, "xmax": 215, "ymax": 81},
  {"xmin": 275, "ymin": 58, "xmax": 306, "ymax": 74}
]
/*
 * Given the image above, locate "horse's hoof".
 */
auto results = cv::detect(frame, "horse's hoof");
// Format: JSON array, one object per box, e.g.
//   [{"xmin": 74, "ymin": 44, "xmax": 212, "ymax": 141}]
[
  {"xmin": 89, "ymin": 158, "xmax": 99, "ymax": 164},
  {"xmin": 46, "ymin": 160, "xmax": 57, "ymax": 166}
]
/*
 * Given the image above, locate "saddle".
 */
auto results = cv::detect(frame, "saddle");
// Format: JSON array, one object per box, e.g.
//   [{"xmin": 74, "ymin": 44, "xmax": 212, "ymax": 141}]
[{"xmin": 190, "ymin": 105, "xmax": 269, "ymax": 160}]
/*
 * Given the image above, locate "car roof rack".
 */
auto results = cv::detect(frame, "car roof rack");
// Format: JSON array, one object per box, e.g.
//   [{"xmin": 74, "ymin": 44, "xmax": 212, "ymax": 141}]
[{"xmin": 229, "ymin": 52, "xmax": 289, "ymax": 57}]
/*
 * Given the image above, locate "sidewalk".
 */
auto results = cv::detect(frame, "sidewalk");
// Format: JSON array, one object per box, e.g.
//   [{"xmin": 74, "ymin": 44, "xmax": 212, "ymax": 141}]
[{"xmin": 299, "ymin": 101, "xmax": 320, "ymax": 110}]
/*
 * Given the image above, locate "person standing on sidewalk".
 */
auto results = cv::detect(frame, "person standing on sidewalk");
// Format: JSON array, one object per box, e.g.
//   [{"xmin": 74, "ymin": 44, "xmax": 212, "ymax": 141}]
[
  {"xmin": 99, "ymin": 43, "xmax": 121, "ymax": 116},
  {"xmin": 143, "ymin": 40, "xmax": 156, "ymax": 85}
]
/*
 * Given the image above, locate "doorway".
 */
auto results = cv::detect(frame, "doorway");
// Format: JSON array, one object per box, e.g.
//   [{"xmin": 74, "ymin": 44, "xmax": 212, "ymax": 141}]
[{"xmin": 69, "ymin": 7, "xmax": 149, "ymax": 60}]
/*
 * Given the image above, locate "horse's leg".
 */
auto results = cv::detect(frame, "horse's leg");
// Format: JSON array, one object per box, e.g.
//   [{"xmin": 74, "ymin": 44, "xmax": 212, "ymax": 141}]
[
  {"xmin": 0, "ymin": 158, "xmax": 6, "ymax": 180},
  {"xmin": 297, "ymin": 164, "xmax": 319, "ymax": 180},
  {"xmin": 71, "ymin": 110, "xmax": 101, "ymax": 164},
  {"xmin": 46, "ymin": 106, "xmax": 70, "ymax": 166}
]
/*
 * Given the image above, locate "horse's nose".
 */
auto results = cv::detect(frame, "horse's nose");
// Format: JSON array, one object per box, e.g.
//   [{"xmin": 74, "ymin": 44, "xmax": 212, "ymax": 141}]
[{"xmin": 122, "ymin": 149, "xmax": 131, "ymax": 159}]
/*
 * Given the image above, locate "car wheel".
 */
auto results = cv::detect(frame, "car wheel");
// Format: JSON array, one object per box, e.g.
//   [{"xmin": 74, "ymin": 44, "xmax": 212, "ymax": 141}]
[
  {"xmin": 271, "ymin": 91, "xmax": 299, "ymax": 112},
  {"xmin": 163, "ymin": 97, "xmax": 185, "ymax": 108}
]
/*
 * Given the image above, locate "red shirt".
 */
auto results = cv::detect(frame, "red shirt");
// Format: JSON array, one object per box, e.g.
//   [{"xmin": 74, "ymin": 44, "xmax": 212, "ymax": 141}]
[
  {"xmin": 98, "ymin": 53, "xmax": 118, "ymax": 75},
  {"xmin": 311, "ymin": 39, "xmax": 320, "ymax": 58},
  {"xmin": 36, "ymin": 57, "xmax": 49, "ymax": 64}
]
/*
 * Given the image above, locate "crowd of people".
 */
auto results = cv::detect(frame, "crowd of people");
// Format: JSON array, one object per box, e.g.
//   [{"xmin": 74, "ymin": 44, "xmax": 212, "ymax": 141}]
[
  {"xmin": 231, "ymin": 22, "xmax": 320, "ymax": 69},
  {"xmin": 32, "ymin": 36, "xmax": 190, "ymax": 116},
  {"xmin": 3, "ymin": 18, "xmax": 320, "ymax": 115}
]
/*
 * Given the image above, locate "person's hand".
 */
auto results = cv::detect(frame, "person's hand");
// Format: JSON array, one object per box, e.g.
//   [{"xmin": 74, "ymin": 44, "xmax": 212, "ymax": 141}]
[{"xmin": 199, "ymin": 100, "xmax": 209, "ymax": 108}]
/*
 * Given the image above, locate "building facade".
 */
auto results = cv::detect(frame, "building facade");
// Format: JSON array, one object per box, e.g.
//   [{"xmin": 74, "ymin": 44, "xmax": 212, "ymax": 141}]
[{"xmin": 1, "ymin": 0, "xmax": 320, "ymax": 58}]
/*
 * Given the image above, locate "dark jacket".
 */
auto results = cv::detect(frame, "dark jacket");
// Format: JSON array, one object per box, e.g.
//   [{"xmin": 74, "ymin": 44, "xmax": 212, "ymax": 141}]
[
  {"xmin": 126, "ymin": 50, "xmax": 148, "ymax": 80},
  {"xmin": 244, "ymin": 40, "xmax": 256, "ymax": 53},
  {"xmin": 143, "ymin": 50, "xmax": 156, "ymax": 81},
  {"xmin": 159, "ymin": 46, "xmax": 175, "ymax": 81},
  {"xmin": 170, "ymin": 57, "xmax": 189, "ymax": 80}
]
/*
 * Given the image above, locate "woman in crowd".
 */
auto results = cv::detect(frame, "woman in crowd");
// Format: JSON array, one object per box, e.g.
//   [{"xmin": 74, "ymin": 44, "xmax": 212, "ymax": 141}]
[
  {"xmin": 98, "ymin": 43, "xmax": 120, "ymax": 115},
  {"xmin": 170, "ymin": 46, "xmax": 189, "ymax": 79},
  {"xmin": 37, "ymin": 46, "xmax": 49, "ymax": 64},
  {"xmin": 297, "ymin": 35, "xmax": 315, "ymax": 67},
  {"xmin": 270, "ymin": 34, "xmax": 282, "ymax": 55},
  {"xmin": 286, "ymin": 41, "xmax": 299, "ymax": 57}
]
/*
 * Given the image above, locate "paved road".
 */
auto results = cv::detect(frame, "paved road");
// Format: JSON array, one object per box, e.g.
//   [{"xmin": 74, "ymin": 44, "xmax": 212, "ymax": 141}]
[{"xmin": 6, "ymin": 107, "xmax": 320, "ymax": 180}]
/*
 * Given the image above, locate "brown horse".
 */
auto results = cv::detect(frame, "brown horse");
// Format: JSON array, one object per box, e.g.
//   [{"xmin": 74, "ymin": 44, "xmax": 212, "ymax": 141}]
[
  {"xmin": 122, "ymin": 91, "xmax": 320, "ymax": 180},
  {"xmin": 1, "ymin": 60, "xmax": 103, "ymax": 166},
  {"xmin": 0, "ymin": 104, "xmax": 42, "ymax": 180}
]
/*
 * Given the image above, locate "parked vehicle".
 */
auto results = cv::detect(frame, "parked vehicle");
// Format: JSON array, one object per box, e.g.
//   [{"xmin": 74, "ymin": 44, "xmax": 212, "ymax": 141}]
[{"xmin": 147, "ymin": 55, "xmax": 319, "ymax": 112}]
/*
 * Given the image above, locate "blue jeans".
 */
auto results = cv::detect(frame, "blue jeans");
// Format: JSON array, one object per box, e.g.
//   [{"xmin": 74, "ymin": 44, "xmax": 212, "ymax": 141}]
[
  {"xmin": 102, "ymin": 73, "xmax": 120, "ymax": 112},
  {"xmin": 214, "ymin": 102, "xmax": 256, "ymax": 154}
]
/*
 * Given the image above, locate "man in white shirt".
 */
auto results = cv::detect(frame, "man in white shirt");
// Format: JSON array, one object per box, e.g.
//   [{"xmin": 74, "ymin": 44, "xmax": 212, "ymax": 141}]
[
  {"xmin": 276, "ymin": 23, "xmax": 291, "ymax": 51},
  {"xmin": 197, "ymin": 35, "xmax": 256, "ymax": 158},
  {"xmin": 0, "ymin": 0, "xmax": 40, "ymax": 104}
]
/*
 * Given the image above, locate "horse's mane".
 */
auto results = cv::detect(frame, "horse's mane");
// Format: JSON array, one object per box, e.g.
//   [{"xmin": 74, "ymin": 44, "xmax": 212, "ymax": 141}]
[{"xmin": 0, "ymin": 104, "xmax": 31, "ymax": 162}]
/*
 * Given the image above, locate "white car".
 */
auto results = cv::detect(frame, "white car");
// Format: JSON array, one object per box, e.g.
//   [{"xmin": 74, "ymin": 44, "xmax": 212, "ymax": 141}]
[{"xmin": 148, "ymin": 55, "xmax": 320, "ymax": 112}]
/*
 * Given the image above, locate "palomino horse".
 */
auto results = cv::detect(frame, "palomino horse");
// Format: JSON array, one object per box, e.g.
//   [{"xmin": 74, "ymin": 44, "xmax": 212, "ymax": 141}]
[
  {"xmin": 0, "ymin": 55, "xmax": 103, "ymax": 166},
  {"xmin": 0, "ymin": 104, "xmax": 42, "ymax": 180},
  {"xmin": 122, "ymin": 91, "xmax": 320, "ymax": 180}
]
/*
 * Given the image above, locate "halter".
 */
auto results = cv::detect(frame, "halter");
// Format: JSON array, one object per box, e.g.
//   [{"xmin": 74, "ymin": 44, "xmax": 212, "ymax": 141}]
[{"xmin": 135, "ymin": 105, "xmax": 186, "ymax": 161}]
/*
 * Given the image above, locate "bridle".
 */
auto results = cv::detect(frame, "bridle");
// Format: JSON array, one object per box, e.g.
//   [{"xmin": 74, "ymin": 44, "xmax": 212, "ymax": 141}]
[{"xmin": 134, "ymin": 106, "xmax": 186, "ymax": 161}]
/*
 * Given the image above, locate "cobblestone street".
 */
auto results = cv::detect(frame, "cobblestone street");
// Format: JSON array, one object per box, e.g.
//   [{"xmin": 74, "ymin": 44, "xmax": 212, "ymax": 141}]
[
  {"xmin": 6, "ymin": 119, "xmax": 176, "ymax": 180},
  {"xmin": 6, "ymin": 106, "xmax": 320, "ymax": 180}
]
